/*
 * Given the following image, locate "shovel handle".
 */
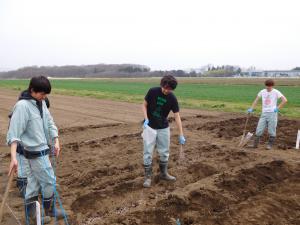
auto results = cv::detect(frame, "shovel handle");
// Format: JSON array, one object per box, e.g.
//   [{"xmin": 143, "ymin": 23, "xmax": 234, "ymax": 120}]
[
  {"xmin": 0, "ymin": 170, "xmax": 15, "ymax": 222},
  {"xmin": 238, "ymin": 114, "xmax": 251, "ymax": 147},
  {"xmin": 242, "ymin": 113, "xmax": 250, "ymax": 136}
]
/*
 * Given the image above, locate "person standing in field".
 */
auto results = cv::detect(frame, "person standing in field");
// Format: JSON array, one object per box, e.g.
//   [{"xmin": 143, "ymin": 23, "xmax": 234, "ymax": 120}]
[
  {"xmin": 7, "ymin": 76, "xmax": 63, "ymax": 224},
  {"xmin": 248, "ymin": 79, "xmax": 288, "ymax": 150},
  {"xmin": 8, "ymin": 92, "xmax": 50, "ymax": 199},
  {"xmin": 142, "ymin": 75, "xmax": 186, "ymax": 188}
]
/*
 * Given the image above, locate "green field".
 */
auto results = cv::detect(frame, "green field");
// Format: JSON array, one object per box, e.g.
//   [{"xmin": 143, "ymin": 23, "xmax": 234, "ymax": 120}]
[{"xmin": 0, "ymin": 78, "xmax": 300, "ymax": 118}]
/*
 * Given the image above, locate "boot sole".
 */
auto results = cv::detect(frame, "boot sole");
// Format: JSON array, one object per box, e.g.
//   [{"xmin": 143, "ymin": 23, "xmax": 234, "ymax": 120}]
[{"xmin": 159, "ymin": 176, "xmax": 176, "ymax": 181}]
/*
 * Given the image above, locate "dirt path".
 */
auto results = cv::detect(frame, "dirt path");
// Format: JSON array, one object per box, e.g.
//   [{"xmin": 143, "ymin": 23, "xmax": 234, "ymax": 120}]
[
  {"xmin": 0, "ymin": 89, "xmax": 299, "ymax": 225},
  {"xmin": 0, "ymin": 88, "xmax": 205, "ymax": 143}
]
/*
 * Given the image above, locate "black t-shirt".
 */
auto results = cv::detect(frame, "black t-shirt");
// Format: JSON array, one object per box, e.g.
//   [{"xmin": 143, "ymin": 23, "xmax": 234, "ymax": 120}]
[{"xmin": 145, "ymin": 87, "xmax": 179, "ymax": 129}]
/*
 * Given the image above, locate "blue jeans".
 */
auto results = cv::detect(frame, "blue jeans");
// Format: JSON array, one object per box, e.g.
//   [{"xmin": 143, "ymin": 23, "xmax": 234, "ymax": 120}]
[
  {"xmin": 143, "ymin": 127, "xmax": 170, "ymax": 166},
  {"xmin": 255, "ymin": 112, "xmax": 278, "ymax": 137}
]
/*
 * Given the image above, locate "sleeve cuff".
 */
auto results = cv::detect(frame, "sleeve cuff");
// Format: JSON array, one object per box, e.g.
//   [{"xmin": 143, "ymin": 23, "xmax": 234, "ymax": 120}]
[
  {"xmin": 7, "ymin": 138, "xmax": 21, "ymax": 146},
  {"xmin": 50, "ymin": 132, "xmax": 59, "ymax": 139}
]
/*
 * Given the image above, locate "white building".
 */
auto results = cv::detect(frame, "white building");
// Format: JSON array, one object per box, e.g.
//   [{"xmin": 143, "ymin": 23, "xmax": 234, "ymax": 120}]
[
  {"xmin": 262, "ymin": 70, "xmax": 300, "ymax": 77},
  {"xmin": 242, "ymin": 70, "xmax": 300, "ymax": 77}
]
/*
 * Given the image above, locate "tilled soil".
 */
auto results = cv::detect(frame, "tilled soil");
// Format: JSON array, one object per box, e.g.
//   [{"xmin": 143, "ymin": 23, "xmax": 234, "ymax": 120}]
[{"xmin": 0, "ymin": 90, "xmax": 299, "ymax": 225}]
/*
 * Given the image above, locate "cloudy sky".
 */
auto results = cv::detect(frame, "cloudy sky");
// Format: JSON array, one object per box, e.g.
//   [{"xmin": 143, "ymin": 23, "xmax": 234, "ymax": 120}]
[{"xmin": 0, "ymin": 0, "xmax": 299, "ymax": 71}]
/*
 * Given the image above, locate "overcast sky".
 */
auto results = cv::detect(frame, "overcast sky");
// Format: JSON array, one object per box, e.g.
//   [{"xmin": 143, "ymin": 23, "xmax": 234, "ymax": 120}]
[{"xmin": 0, "ymin": 0, "xmax": 299, "ymax": 71}]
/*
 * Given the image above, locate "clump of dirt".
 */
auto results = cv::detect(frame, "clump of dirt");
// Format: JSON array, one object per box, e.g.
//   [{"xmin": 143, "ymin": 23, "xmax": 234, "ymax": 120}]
[
  {"xmin": 155, "ymin": 188, "xmax": 231, "ymax": 225},
  {"xmin": 276, "ymin": 119, "xmax": 300, "ymax": 149},
  {"xmin": 187, "ymin": 162, "xmax": 217, "ymax": 178},
  {"xmin": 216, "ymin": 160, "xmax": 294, "ymax": 200},
  {"xmin": 195, "ymin": 117, "xmax": 257, "ymax": 138}
]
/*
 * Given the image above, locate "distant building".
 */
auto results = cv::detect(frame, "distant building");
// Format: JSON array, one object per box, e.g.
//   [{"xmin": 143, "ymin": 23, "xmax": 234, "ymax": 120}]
[
  {"xmin": 262, "ymin": 70, "xmax": 300, "ymax": 77},
  {"xmin": 242, "ymin": 70, "xmax": 300, "ymax": 77}
]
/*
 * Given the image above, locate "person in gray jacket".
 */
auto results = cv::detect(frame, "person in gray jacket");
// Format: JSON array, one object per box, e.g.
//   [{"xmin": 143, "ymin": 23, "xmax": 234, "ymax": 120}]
[
  {"xmin": 9, "ymin": 92, "xmax": 50, "ymax": 198},
  {"xmin": 7, "ymin": 76, "xmax": 63, "ymax": 224}
]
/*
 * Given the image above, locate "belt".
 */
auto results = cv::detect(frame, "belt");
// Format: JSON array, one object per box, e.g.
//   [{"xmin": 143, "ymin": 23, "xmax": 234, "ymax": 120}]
[{"xmin": 23, "ymin": 148, "xmax": 50, "ymax": 159}]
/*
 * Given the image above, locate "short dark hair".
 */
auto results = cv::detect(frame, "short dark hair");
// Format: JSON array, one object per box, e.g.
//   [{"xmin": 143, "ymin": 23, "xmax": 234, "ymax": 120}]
[
  {"xmin": 28, "ymin": 76, "xmax": 51, "ymax": 94},
  {"xmin": 265, "ymin": 79, "xmax": 275, "ymax": 87},
  {"xmin": 160, "ymin": 75, "xmax": 178, "ymax": 90}
]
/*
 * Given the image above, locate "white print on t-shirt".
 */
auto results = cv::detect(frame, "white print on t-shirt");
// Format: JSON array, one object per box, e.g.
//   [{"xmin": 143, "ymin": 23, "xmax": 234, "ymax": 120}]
[{"xmin": 257, "ymin": 89, "xmax": 284, "ymax": 113}]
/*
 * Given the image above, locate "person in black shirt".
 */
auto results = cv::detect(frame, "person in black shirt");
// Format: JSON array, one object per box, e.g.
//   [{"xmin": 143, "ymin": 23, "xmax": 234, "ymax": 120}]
[{"xmin": 142, "ymin": 75, "xmax": 186, "ymax": 188}]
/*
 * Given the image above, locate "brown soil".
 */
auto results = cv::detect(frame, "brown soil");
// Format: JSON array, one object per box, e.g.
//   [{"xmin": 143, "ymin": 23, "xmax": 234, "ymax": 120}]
[{"xmin": 0, "ymin": 89, "xmax": 299, "ymax": 225}]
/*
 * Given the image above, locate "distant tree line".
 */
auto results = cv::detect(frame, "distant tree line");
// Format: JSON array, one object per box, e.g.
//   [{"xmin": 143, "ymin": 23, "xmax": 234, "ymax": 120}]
[
  {"xmin": 0, "ymin": 64, "xmax": 151, "ymax": 79},
  {"xmin": 0, "ymin": 64, "xmax": 200, "ymax": 79},
  {"xmin": 1, "ymin": 64, "xmax": 298, "ymax": 79},
  {"xmin": 203, "ymin": 65, "xmax": 241, "ymax": 77}
]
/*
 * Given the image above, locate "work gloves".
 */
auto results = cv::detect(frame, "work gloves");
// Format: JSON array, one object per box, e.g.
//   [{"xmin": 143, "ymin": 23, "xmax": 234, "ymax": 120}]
[
  {"xmin": 247, "ymin": 108, "xmax": 254, "ymax": 113},
  {"xmin": 248, "ymin": 107, "xmax": 279, "ymax": 113},
  {"xmin": 179, "ymin": 135, "xmax": 186, "ymax": 145},
  {"xmin": 143, "ymin": 119, "xmax": 149, "ymax": 128},
  {"xmin": 144, "ymin": 119, "xmax": 186, "ymax": 145}
]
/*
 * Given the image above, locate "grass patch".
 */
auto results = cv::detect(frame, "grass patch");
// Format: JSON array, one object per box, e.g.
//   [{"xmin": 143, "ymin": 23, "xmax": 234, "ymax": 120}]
[{"xmin": 0, "ymin": 78, "xmax": 299, "ymax": 118}]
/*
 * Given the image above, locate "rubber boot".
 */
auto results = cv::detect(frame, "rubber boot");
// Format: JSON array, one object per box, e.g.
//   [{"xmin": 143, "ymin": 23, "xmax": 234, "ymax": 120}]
[
  {"xmin": 266, "ymin": 136, "xmax": 276, "ymax": 150},
  {"xmin": 249, "ymin": 135, "xmax": 260, "ymax": 148},
  {"xmin": 16, "ymin": 177, "xmax": 27, "ymax": 198},
  {"xmin": 43, "ymin": 195, "xmax": 64, "ymax": 220},
  {"xmin": 143, "ymin": 164, "xmax": 152, "ymax": 188},
  {"xmin": 25, "ymin": 196, "xmax": 38, "ymax": 225},
  {"xmin": 159, "ymin": 161, "xmax": 176, "ymax": 181}
]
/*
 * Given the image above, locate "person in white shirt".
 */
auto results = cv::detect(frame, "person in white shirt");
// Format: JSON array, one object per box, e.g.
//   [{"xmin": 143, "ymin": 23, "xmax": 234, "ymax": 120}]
[{"xmin": 247, "ymin": 79, "xmax": 288, "ymax": 149}]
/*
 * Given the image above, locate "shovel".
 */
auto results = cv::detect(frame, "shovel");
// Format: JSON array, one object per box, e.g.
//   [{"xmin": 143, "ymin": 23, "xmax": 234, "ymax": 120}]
[
  {"xmin": 0, "ymin": 169, "xmax": 15, "ymax": 222},
  {"xmin": 240, "ymin": 132, "xmax": 253, "ymax": 147},
  {"xmin": 238, "ymin": 113, "xmax": 251, "ymax": 147}
]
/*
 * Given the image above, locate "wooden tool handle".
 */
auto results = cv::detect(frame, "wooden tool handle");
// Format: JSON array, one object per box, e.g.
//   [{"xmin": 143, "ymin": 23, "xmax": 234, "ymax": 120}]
[
  {"xmin": 0, "ymin": 170, "xmax": 15, "ymax": 222},
  {"xmin": 238, "ymin": 114, "xmax": 250, "ymax": 147}
]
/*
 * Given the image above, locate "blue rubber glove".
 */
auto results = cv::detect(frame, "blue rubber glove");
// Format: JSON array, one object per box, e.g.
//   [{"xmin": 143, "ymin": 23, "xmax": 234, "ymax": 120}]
[
  {"xmin": 143, "ymin": 119, "xmax": 149, "ymax": 128},
  {"xmin": 247, "ymin": 108, "xmax": 254, "ymax": 113},
  {"xmin": 274, "ymin": 107, "xmax": 279, "ymax": 113},
  {"xmin": 179, "ymin": 135, "xmax": 186, "ymax": 145}
]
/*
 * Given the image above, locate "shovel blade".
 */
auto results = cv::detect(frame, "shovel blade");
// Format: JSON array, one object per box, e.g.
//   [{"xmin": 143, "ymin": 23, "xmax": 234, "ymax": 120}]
[{"xmin": 240, "ymin": 132, "xmax": 253, "ymax": 147}]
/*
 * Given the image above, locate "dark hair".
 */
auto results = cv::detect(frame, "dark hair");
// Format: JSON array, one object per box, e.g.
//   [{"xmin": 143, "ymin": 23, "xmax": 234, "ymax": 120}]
[
  {"xmin": 28, "ymin": 76, "xmax": 51, "ymax": 94},
  {"xmin": 265, "ymin": 79, "xmax": 275, "ymax": 87},
  {"xmin": 160, "ymin": 75, "xmax": 178, "ymax": 90}
]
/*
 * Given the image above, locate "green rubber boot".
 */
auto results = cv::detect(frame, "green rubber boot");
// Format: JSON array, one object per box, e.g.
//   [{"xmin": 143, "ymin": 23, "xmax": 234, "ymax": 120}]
[{"xmin": 159, "ymin": 161, "xmax": 176, "ymax": 181}]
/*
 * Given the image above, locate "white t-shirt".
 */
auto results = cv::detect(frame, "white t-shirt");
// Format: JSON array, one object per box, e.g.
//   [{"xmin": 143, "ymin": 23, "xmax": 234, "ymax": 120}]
[{"xmin": 258, "ymin": 88, "xmax": 284, "ymax": 113}]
